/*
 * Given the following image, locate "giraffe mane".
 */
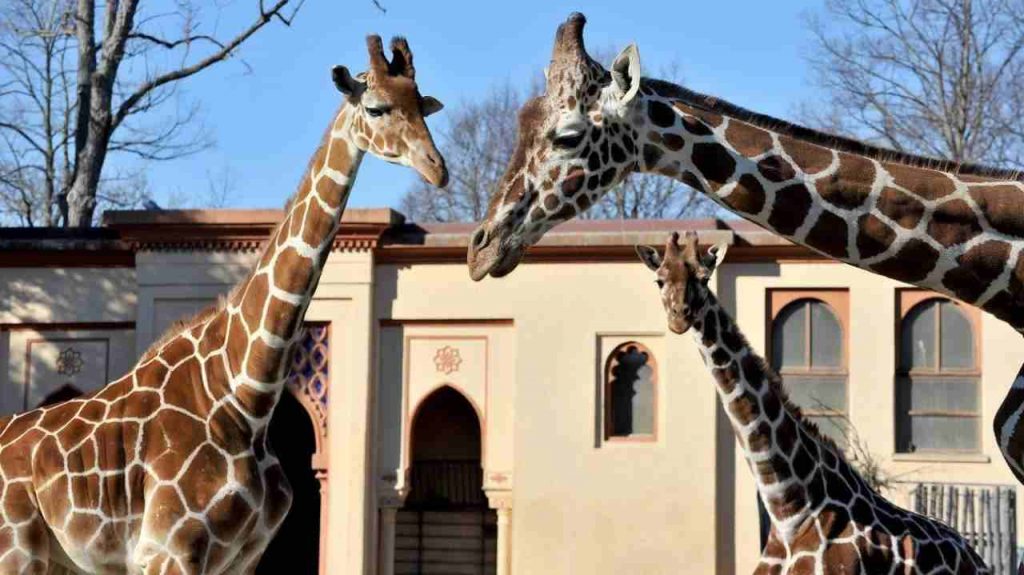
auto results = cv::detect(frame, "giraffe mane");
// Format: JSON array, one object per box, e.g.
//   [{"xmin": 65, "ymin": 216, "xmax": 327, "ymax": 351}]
[
  {"xmin": 138, "ymin": 294, "xmax": 231, "ymax": 363},
  {"xmin": 644, "ymin": 78, "xmax": 1023, "ymax": 181}
]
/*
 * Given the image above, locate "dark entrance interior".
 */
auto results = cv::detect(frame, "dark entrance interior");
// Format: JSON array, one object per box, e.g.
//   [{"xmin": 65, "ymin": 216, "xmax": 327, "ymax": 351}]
[
  {"xmin": 396, "ymin": 386, "xmax": 497, "ymax": 575},
  {"xmin": 257, "ymin": 391, "xmax": 321, "ymax": 574}
]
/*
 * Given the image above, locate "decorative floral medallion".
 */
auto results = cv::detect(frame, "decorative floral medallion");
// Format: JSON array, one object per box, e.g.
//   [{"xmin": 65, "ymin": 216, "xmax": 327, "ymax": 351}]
[
  {"xmin": 56, "ymin": 347, "xmax": 84, "ymax": 376},
  {"xmin": 433, "ymin": 346, "xmax": 462, "ymax": 375}
]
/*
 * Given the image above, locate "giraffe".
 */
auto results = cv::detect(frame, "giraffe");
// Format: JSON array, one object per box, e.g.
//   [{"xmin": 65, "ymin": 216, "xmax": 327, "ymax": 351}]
[
  {"xmin": 466, "ymin": 12, "xmax": 1024, "ymax": 486},
  {"xmin": 636, "ymin": 230, "xmax": 990, "ymax": 574},
  {"xmin": 0, "ymin": 36, "xmax": 446, "ymax": 575}
]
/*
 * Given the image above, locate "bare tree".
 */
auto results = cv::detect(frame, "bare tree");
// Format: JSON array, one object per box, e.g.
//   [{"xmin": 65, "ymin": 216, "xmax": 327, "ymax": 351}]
[
  {"xmin": 804, "ymin": 0, "xmax": 1024, "ymax": 167},
  {"xmin": 401, "ymin": 83, "xmax": 524, "ymax": 223},
  {"xmin": 401, "ymin": 58, "xmax": 720, "ymax": 223},
  {"xmin": 0, "ymin": 0, "xmax": 305, "ymax": 227}
]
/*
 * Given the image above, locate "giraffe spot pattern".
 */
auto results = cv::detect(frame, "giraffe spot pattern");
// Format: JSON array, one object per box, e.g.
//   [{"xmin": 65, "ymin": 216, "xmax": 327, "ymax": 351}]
[
  {"xmin": 781, "ymin": 136, "xmax": 833, "ymax": 175},
  {"xmin": 692, "ymin": 143, "xmax": 736, "ymax": 187},
  {"xmin": 806, "ymin": 210, "xmax": 849, "ymax": 259},
  {"xmin": 876, "ymin": 187, "xmax": 926, "ymax": 230},
  {"xmin": 767, "ymin": 184, "xmax": 813, "ymax": 236},
  {"xmin": 927, "ymin": 199, "xmax": 983, "ymax": 248},
  {"xmin": 968, "ymin": 185, "xmax": 1024, "ymax": 237},
  {"xmin": 856, "ymin": 213, "xmax": 897, "ymax": 260},
  {"xmin": 725, "ymin": 122, "xmax": 773, "ymax": 157},
  {"xmin": 757, "ymin": 155, "xmax": 796, "ymax": 183},
  {"xmin": 937, "ymin": 239, "xmax": 1011, "ymax": 302},
  {"xmin": 726, "ymin": 175, "xmax": 765, "ymax": 217},
  {"xmin": 870, "ymin": 238, "xmax": 940, "ymax": 283}
]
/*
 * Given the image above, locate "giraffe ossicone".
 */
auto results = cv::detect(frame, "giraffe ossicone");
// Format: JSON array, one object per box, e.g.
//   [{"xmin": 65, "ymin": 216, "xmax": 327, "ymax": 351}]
[
  {"xmin": 467, "ymin": 11, "xmax": 1024, "ymax": 489},
  {"xmin": 637, "ymin": 231, "xmax": 990, "ymax": 574},
  {"xmin": 0, "ymin": 35, "xmax": 445, "ymax": 574}
]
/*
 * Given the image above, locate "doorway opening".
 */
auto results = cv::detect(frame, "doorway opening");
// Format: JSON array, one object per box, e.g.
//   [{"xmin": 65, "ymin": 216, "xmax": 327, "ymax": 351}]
[{"xmin": 396, "ymin": 386, "xmax": 496, "ymax": 575}]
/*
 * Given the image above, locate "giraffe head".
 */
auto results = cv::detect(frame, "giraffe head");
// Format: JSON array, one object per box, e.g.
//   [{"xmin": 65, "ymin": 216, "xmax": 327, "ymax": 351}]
[
  {"xmin": 332, "ymin": 35, "xmax": 448, "ymax": 186},
  {"xmin": 636, "ymin": 232, "xmax": 727, "ymax": 334},
  {"xmin": 467, "ymin": 12, "xmax": 644, "ymax": 279}
]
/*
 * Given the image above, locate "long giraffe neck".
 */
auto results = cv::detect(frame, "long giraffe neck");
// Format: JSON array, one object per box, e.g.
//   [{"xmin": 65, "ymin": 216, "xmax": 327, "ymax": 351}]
[
  {"xmin": 220, "ymin": 104, "xmax": 362, "ymax": 418},
  {"xmin": 634, "ymin": 81, "xmax": 1024, "ymax": 331},
  {"xmin": 690, "ymin": 291, "xmax": 861, "ymax": 540}
]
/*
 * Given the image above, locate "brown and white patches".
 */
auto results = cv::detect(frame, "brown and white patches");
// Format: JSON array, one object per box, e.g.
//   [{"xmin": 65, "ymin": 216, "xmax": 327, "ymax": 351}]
[
  {"xmin": 805, "ymin": 210, "xmax": 849, "ymax": 259},
  {"xmin": 927, "ymin": 199, "xmax": 983, "ymax": 248},
  {"xmin": 756, "ymin": 155, "xmax": 796, "ymax": 183},
  {"xmin": 886, "ymin": 164, "xmax": 957, "ymax": 200},
  {"xmin": 875, "ymin": 187, "xmax": 925, "ymax": 230},
  {"xmin": 647, "ymin": 100, "xmax": 677, "ymax": 129},
  {"xmin": 815, "ymin": 154, "xmax": 874, "ymax": 211},
  {"xmin": 691, "ymin": 143, "xmax": 736, "ymax": 189},
  {"xmin": 781, "ymin": 137, "xmax": 833, "ymax": 176},
  {"xmin": 855, "ymin": 214, "xmax": 898, "ymax": 260},
  {"xmin": 968, "ymin": 184, "xmax": 1024, "ymax": 237},
  {"xmin": 870, "ymin": 238, "xmax": 940, "ymax": 283},
  {"xmin": 725, "ymin": 122, "xmax": 773, "ymax": 157},
  {"xmin": 767, "ymin": 184, "xmax": 813, "ymax": 236}
]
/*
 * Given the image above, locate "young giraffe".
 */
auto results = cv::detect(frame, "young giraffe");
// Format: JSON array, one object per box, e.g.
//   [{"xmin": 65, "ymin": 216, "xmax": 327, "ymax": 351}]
[
  {"xmin": 467, "ymin": 12, "xmax": 1024, "ymax": 486},
  {"xmin": 636, "ymin": 231, "xmax": 989, "ymax": 575},
  {"xmin": 0, "ymin": 36, "xmax": 446, "ymax": 574}
]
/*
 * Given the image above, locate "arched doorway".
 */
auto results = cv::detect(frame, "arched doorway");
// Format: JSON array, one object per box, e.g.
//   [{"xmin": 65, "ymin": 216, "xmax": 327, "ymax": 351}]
[
  {"xmin": 397, "ymin": 386, "xmax": 497, "ymax": 574},
  {"xmin": 257, "ymin": 391, "xmax": 321, "ymax": 573},
  {"xmin": 257, "ymin": 324, "xmax": 329, "ymax": 574}
]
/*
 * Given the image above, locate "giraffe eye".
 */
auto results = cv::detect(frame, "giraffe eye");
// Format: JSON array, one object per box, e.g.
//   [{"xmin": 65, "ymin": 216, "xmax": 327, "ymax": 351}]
[
  {"xmin": 656, "ymin": 279, "xmax": 665, "ymax": 289},
  {"xmin": 552, "ymin": 132, "xmax": 584, "ymax": 150},
  {"xmin": 365, "ymin": 106, "xmax": 389, "ymax": 118}
]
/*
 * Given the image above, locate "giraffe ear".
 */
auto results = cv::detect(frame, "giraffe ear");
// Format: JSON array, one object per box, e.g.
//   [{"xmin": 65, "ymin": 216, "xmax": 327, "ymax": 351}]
[
  {"xmin": 701, "ymin": 243, "xmax": 729, "ymax": 280},
  {"xmin": 422, "ymin": 96, "xmax": 444, "ymax": 117},
  {"xmin": 611, "ymin": 43, "xmax": 642, "ymax": 104},
  {"xmin": 332, "ymin": 65, "xmax": 365, "ymax": 98},
  {"xmin": 635, "ymin": 245, "xmax": 662, "ymax": 272}
]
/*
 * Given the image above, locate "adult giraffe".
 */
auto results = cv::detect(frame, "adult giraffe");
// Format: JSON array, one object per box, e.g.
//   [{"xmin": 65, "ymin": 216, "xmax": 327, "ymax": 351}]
[
  {"xmin": 466, "ymin": 12, "xmax": 1024, "ymax": 484},
  {"xmin": 635, "ymin": 231, "xmax": 989, "ymax": 574},
  {"xmin": 0, "ymin": 36, "xmax": 446, "ymax": 574}
]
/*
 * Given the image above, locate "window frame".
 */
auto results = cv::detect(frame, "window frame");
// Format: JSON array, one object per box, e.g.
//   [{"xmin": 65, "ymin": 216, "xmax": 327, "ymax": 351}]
[
  {"xmin": 895, "ymin": 290, "xmax": 982, "ymax": 454},
  {"xmin": 766, "ymin": 289, "xmax": 850, "ymax": 424},
  {"xmin": 603, "ymin": 341, "xmax": 659, "ymax": 443},
  {"xmin": 765, "ymin": 286, "xmax": 851, "ymax": 444}
]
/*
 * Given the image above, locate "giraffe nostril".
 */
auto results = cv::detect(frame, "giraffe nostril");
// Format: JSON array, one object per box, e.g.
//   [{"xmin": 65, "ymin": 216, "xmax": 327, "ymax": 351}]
[{"xmin": 471, "ymin": 228, "xmax": 488, "ymax": 250}]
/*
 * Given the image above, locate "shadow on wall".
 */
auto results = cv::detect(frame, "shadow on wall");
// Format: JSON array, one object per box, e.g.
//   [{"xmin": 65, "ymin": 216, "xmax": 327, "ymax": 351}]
[{"xmin": 1, "ymin": 267, "xmax": 137, "ymax": 324}]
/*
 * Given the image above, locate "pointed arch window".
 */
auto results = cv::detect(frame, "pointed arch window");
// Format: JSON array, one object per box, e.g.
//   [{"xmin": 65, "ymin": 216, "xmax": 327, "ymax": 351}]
[
  {"xmin": 604, "ymin": 341, "xmax": 658, "ymax": 441},
  {"xmin": 896, "ymin": 295, "xmax": 980, "ymax": 453},
  {"xmin": 768, "ymin": 291, "xmax": 849, "ymax": 444}
]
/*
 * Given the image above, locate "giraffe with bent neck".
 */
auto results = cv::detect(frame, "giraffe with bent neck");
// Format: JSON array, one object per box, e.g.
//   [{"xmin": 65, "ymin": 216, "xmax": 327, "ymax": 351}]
[
  {"xmin": 0, "ymin": 36, "xmax": 445, "ymax": 574},
  {"xmin": 467, "ymin": 12, "xmax": 1024, "ymax": 486},
  {"xmin": 636, "ymin": 231, "xmax": 989, "ymax": 574}
]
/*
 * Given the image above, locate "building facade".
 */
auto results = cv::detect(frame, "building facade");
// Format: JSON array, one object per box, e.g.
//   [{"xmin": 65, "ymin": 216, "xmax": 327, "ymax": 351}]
[{"xmin": 1, "ymin": 209, "xmax": 1021, "ymax": 574}]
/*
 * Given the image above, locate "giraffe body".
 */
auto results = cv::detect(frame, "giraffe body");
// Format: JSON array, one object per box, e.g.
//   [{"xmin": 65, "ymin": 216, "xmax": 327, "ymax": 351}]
[
  {"xmin": 466, "ymin": 12, "xmax": 1024, "ymax": 489},
  {"xmin": 637, "ymin": 232, "xmax": 990, "ymax": 575},
  {"xmin": 0, "ymin": 36, "xmax": 446, "ymax": 575}
]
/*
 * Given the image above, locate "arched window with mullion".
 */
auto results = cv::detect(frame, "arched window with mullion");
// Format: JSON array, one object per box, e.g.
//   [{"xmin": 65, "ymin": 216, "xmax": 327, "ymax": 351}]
[
  {"xmin": 896, "ymin": 298, "xmax": 979, "ymax": 453},
  {"xmin": 770, "ymin": 298, "xmax": 847, "ymax": 443}
]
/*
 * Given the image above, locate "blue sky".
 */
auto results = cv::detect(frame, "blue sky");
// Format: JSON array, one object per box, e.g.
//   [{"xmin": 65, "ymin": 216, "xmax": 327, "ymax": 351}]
[{"xmin": 134, "ymin": 0, "xmax": 827, "ymax": 212}]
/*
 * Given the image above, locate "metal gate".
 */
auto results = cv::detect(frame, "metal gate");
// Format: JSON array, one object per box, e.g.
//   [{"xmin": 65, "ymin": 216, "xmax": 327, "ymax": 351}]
[
  {"xmin": 909, "ymin": 482, "xmax": 1017, "ymax": 574},
  {"xmin": 395, "ymin": 461, "xmax": 497, "ymax": 575},
  {"xmin": 394, "ymin": 510, "xmax": 497, "ymax": 575}
]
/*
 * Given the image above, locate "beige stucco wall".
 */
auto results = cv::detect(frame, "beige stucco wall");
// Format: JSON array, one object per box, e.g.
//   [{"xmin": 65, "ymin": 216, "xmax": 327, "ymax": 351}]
[
  {"xmin": 375, "ymin": 260, "xmax": 721, "ymax": 575},
  {"xmin": 0, "ymin": 267, "xmax": 137, "ymax": 415},
  {"xmin": 2, "ymin": 247, "xmax": 1023, "ymax": 575},
  {"xmin": 0, "ymin": 267, "xmax": 136, "ymax": 324}
]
